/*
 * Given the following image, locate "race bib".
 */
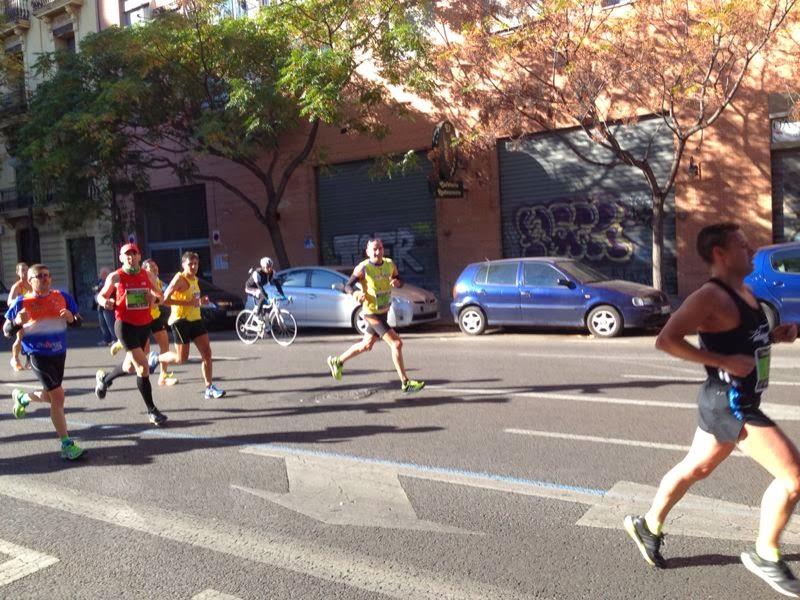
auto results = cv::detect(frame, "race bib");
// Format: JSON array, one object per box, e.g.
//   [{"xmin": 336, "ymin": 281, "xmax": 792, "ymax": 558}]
[
  {"xmin": 754, "ymin": 345, "xmax": 771, "ymax": 393},
  {"xmin": 125, "ymin": 288, "xmax": 150, "ymax": 310}
]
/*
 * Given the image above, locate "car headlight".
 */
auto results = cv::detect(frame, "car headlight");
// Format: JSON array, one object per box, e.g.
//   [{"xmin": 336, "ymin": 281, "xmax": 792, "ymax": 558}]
[{"xmin": 632, "ymin": 296, "xmax": 656, "ymax": 307}]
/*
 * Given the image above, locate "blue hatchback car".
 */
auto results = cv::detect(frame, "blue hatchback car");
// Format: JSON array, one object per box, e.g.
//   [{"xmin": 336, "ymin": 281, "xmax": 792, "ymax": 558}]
[
  {"xmin": 450, "ymin": 257, "xmax": 671, "ymax": 337},
  {"xmin": 744, "ymin": 242, "xmax": 800, "ymax": 328}
]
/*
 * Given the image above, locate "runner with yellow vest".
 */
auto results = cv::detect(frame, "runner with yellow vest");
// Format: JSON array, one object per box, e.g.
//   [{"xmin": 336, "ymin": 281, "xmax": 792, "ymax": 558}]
[
  {"xmin": 150, "ymin": 251, "xmax": 225, "ymax": 399},
  {"xmin": 326, "ymin": 238, "xmax": 424, "ymax": 393}
]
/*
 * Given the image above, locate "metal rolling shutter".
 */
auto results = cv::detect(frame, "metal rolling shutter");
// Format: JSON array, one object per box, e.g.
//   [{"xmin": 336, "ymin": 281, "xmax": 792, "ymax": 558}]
[
  {"xmin": 498, "ymin": 118, "xmax": 678, "ymax": 294},
  {"xmin": 772, "ymin": 149, "xmax": 800, "ymax": 242},
  {"xmin": 317, "ymin": 155, "xmax": 440, "ymax": 295}
]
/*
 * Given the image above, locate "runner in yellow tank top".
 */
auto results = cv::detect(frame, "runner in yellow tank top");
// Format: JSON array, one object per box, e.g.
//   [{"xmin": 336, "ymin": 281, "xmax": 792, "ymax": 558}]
[
  {"xmin": 326, "ymin": 238, "xmax": 424, "ymax": 393},
  {"xmin": 8, "ymin": 262, "xmax": 32, "ymax": 372},
  {"xmin": 150, "ymin": 251, "xmax": 225, "ymax": 399}
]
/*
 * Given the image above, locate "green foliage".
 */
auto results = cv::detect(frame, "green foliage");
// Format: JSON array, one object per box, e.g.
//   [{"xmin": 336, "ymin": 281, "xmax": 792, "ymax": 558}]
[{"xmin": 11, "ymin": 0, "xmax": 433, "ymax": 240}]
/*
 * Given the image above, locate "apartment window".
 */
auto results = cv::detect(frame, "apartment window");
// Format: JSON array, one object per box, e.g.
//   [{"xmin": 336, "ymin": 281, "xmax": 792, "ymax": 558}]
[
  {"xmin": 53, "ymin": 23, "xmax": 76, "ymax": 53},
  {"xmin": 124, "ymin": 0, "xmax": 151, "ymax": 26}
]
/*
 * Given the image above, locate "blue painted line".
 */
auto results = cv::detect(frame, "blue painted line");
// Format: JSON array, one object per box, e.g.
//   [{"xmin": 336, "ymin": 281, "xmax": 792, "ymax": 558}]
[{"xmin": 58, "ymin": 417, "xmax": 608, "ymax": 498}]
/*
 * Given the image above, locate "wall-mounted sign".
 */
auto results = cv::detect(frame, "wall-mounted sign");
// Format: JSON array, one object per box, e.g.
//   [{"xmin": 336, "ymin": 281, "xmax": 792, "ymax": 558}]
[
  {"xmin": 773, "ymin": 119, "xmax": 800, "ymax": 144},
  {"xmin": 431, "ymin": 120, "xmax": 464, "ymax": 198}
]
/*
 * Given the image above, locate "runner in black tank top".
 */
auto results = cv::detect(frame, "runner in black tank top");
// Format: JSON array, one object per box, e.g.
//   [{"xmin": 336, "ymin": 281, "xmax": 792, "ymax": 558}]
[
  {"xmin": 623, "ymin": 223, "xmax": 800, "ymax": 597},
  {"xmin": 697, "ymin": 277, "xmax": 773, "ymax": 443}
]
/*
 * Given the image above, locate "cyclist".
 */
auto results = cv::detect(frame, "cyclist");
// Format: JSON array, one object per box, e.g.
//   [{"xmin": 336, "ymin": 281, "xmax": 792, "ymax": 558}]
[{"xmin": 245, "ymin": 257, "xmax": 286, "ymax": 316}]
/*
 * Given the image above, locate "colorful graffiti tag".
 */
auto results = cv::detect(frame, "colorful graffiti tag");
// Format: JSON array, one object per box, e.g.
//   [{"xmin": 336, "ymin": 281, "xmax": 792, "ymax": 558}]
[{"xmin": 514, "ymin": 196, "xmax": 651, "ymax": 263}]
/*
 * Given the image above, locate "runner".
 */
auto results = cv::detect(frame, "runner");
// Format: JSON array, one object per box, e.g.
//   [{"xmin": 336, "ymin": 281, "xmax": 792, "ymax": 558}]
[
  {"xmin": 4, "ymin": 263, "xmax": 85, "ymax": 460},
  {"xmin": 93, "ymin": 243, "xmax": 168, "ymax": 426},
  {"xmin": 326, "ymin": 238, "xmax": 424, "ymax": 393},
  {"xmin": 142, "ymin": 258, "xmax": 178, "ymax": 387},
  {"xmin": 7, "ymin": 262, "xmax": 31, "ymax": 372},
  {"xmin": 148, "ymin": 251, "xmax": 225, "ymax": 399},
  {"xmin": 245, "ymin": 256, "xmax": 286, "ymax": 315},
  {"xmin": 624, "ymin": 223, "xmax": 800, "ymax": 597}
]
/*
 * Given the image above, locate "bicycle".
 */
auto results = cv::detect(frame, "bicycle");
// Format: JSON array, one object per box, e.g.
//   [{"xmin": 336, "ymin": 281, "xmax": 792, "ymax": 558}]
[{"xmin": 235, "ymin": 297, "xmax": 297, "ymax": 347}]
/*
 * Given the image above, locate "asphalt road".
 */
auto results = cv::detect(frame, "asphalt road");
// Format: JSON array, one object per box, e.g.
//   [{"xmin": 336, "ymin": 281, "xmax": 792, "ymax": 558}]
[{"xmin": 2, "ymin": 322, "xmax": 800, "ymax": 599}]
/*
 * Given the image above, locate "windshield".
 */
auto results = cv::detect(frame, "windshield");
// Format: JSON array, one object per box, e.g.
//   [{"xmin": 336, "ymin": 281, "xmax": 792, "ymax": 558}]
[{"xmin": 557, "ymin": 261, "xmax": 610, "ymax": 284}]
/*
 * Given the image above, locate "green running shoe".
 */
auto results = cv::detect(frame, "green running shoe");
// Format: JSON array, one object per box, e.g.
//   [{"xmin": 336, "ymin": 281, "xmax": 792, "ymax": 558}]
[
  {"xmin": 60, "ymin": 441, "xmax": 85, "ymax": 461},
  {"xmin": 326, "ymin": 356, "xmax": 343, "ymax": 381},
  {"xmin": 401, "ymin": 379, "xmax": 425, "ymax": 393},
  {"xmin": 11, "ymin": 388, "xmax": 28, "ymax": 419}
]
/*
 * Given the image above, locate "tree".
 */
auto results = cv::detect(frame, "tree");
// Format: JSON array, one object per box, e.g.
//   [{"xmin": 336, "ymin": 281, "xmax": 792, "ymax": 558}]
[
  {"xmin": 14, "ymin": 0, "xmax": 433, "ymax": 267},
  {"xmin": 433, "ymin": 0, "xmax": 798, "ymax": 291}
]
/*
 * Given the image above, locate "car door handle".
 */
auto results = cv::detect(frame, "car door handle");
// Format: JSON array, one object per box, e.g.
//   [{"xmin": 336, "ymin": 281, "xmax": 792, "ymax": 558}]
[
  {"xmin": 477, "ymin": 289, "xmax": 486, "ymax": 295},
  {"xmin": 520, "ymin": 291, "xmax": 531, "ymax": 297},
  {"xmin": 309, "ymin": 294, "xmax": 317, "ymax": 299},
  {"xmin": 772, "ymin": 281, "xmax": 785, "ymax": 287}
]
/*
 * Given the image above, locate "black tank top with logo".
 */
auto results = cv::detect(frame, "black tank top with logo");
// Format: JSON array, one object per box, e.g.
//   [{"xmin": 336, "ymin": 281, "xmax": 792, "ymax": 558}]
[{"xmin": 698, "ymin": 278, "xmax": 771, "ymax": 399}]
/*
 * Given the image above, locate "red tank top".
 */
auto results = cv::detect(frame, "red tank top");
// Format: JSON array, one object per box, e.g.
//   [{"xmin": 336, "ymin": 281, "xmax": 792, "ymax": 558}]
[{"xmin": 113, "ymin": 268, "xmax": 153, "ymax": 326}]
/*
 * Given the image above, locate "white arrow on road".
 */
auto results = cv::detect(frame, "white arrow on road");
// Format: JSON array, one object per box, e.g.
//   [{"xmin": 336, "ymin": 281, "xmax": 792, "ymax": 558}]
[
  {"xmin": 0, "ymin": 538, "xmax": 59, "ymax": 588},
  {"xmin": 238, "ymin": 444, "xmax": 601, "ymax": 531},
  {"xmin": 240, "ymin": 444, "xmax": 800, "ymax": 544}
]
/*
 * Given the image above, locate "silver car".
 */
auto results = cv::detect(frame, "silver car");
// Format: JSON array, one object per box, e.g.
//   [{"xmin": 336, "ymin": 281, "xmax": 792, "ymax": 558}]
[{"xmin": 274, "ymin": 266, "xmax": 439, "ymax": 334}]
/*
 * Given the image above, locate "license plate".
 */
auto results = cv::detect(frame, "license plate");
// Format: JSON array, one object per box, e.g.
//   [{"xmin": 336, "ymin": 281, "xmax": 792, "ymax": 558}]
[
  {"xmin": 226, "ymin": 310, "xmax": 239, "ymax": 317},
  {"xmin": 660, "ymin": 305, "xmax": 671, "ymax": 314}
]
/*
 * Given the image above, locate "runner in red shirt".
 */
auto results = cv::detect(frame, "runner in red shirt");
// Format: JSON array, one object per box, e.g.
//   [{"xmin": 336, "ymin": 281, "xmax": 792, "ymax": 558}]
[{"xmin": 93, "ymin": 243, "xmax": 168, "ymax": 426}]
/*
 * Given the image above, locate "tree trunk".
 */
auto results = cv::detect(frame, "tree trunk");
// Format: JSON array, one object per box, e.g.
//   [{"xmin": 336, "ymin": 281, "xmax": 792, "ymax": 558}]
[
  {"xmin": 265, "ymin": 210, "xmax": 290, "ymax": 270},
  {"xmin": 651, "ymin": 193, "xmax": 665, "ymax": 292}
]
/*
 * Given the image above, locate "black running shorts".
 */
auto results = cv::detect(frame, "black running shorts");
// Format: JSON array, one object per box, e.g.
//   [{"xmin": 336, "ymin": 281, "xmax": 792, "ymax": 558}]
[
  {"xmin": 171, "ymin": 318, "xmax": 207, "ymax": 345},
  {"xmin": 115, "ymin": 320, "xmax": 151, "ymax": 351},
  {"xmin": 30, "ymin": 353, "xmax": 66, "ymax": 391},
  {"xmin": 150, "ymin": 311, "xmax": 169, "ymax": 334},
  {"xmin": 697, "ymin": 379, "xmax": 775, "ymax": 443},
  {"xmin": 364, "ymin": 312, "xmax": 392, "ymax": 338}
]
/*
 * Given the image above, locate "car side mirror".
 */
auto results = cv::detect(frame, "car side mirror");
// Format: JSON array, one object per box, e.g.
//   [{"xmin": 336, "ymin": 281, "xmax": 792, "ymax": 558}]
[
  {"xmin": 558, "ymin": 278, "xmax": 576, "ymax": 289},
  {"xmin": 332, "ymin": 282, "xmax": 345, "ymax": 292}
]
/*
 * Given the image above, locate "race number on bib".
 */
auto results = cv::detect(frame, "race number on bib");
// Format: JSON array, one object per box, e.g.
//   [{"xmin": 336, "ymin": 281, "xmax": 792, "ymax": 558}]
[
  {"xmin": 125, "ymin": 288, "xmax": 150, "ymax": 310},
  {"xmin": 754, "ymin": 345, "xmax": 771, "ymax": 393}
]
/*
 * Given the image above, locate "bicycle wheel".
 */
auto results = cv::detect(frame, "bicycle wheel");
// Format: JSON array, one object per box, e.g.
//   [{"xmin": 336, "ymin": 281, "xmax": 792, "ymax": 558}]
[
  {"xmin": 235, "ymin": 310, "xmax": 260, "ymax": 345},
  {"xmin": 270, "ymin": 308, "xmax": 297, "ymax": 347}
]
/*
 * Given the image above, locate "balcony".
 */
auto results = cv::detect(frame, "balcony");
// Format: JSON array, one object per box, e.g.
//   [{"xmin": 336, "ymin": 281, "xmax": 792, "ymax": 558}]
[
  {"xmin": 0, "ymin": 187, "xmax": 33, "ymax": 214},
  {"xmin": 31, "ymin": 0, "xmax": 81, "ymax": 21},
  {"xmin": 0, "ymin": 0, "xmax": 31, "ymax": 35},
  {"xmin": 0, "ymin": 84, "xmax": 27, "ymax": 122}
]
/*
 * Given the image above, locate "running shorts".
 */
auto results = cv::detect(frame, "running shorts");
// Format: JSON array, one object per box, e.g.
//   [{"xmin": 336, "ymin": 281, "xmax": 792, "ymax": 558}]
[
  {"xmin": 115, "ymin": 320, "xmax": 151, "ymax": 351},
  {"xmin": 697, "ymin": 379, "xmax": 775, "ymax": 443},
  {"xmin": 364, "ymin": 312, "xmax": 392, "ymax": 338},
  {"xmin": 30, "ymin": 353, "xmax": 66, "ymax": 391},
  {"xmin": 150, "ymin": 311, "xmax": 169, "ymax": 334},
  {"xmin": 171, "ymin": 318, "xmax": 207, "ymax": 344}
]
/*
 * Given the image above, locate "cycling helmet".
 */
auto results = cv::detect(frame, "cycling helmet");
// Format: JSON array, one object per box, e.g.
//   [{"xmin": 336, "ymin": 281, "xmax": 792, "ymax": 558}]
[{"xmin": 260, "ymin": 256, "xmax": 274, "ymax": 270}]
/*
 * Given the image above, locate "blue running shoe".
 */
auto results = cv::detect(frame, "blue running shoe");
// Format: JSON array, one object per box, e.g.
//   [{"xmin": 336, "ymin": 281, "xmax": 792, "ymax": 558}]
[{"xmin": 204, "ymin": 384, "xmax": 226, "ymax": 399}]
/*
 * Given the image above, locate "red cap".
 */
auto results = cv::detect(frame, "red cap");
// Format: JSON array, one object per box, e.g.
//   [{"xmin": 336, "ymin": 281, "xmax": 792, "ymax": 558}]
[{"xmin": 120, "ymin": 243, "xmax": 140, "ymax": 255}]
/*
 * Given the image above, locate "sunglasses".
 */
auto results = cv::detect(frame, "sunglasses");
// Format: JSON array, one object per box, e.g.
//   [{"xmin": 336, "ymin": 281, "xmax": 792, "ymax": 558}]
[{"xmin": 30, "ymin": 273, "xmax": 51, "ymax": 280}]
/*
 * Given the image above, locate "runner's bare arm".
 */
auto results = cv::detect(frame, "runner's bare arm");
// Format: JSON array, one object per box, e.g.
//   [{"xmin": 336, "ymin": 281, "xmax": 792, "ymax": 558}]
[
  {"xmin": 163, "ymin": 274, "xmax": 195, "ymax": 307},
  {"xmin": 344, "ymin": 266, "xmax": 365, "ymax": 300},
  {"xmin": 145, "ymin": 270, "xmax": 162, "ymax": 304},
  {"xmin": 771, "ymin": 323, "xmax": 798, "ymax": 344},
  {"xmin": 390, "ymin": 263, "xmax": 402, "ymax": 288},
  {"xmin": 655, "ymin": 284, "xmax": 754, "ymax": 377},
  {"xmin": 96, "ymin": 272, "xmax": 119, "ymax": 309},
  {"xmin": 8, "ymin": 281, "xmax": 24, "ymax": 302}
]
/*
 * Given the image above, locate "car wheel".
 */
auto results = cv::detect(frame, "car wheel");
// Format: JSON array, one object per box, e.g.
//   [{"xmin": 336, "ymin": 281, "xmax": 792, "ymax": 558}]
[
  {"xmin": 586, "ymin": 305, "xmax": 622, "ymax": 338},
  {"xmin": 352, "ymin": 307, "xmax": 369, "ymax": 335},
  {"xmin": 458, "ymin": 306, "xmax": 486, "ymax": 335},
  {"xmin": 759, "ymin": 302, "xmax": 779, "ymax": 330}
]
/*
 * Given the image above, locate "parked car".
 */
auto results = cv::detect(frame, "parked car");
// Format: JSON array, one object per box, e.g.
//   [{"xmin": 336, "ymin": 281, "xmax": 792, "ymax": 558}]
[
  {"xmin": 745, "ymin": 241, "xmax": 800, "ymax": 329},
  {"xmin": 450, "ymin": 257, "xmax": 671, "ymax": 337},
  {"xmin": 198, "ymin": 278, "xmax": 245, "ymax": 328},
  {"xmin": 274, "ymin": 266, "xmax": 439, "ymax": 334}
]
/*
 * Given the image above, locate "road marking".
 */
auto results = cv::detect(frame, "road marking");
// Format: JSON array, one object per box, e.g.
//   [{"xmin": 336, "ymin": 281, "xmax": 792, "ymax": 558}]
[
  {"xmin": 622, "ymin": 373, "xmax": 800, "ymax": 387},
  {"xmin": 0, "ymin": 538, "xmax": 59, "ymax": 587},
  {"xmin": 430, "ymin": 386, "xmax": 800, "ymax": 420},
  {"xmin": 241, "ymin": 444, "xmax": 604, "ymax": 505},
  {"xmin": 504, "ymin": 429, "xmax": 745, "ymax": 457},
  {"xmin": 578, "ymin": 481, "xmax": 800, "ymax": 544},
  {"xmin": 0, "ymin": 476, "xmax": 536, "ymax": 600},
  {"xmin": 192, "ymin": 590, "xmax": 242, "ymax": 600}
]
